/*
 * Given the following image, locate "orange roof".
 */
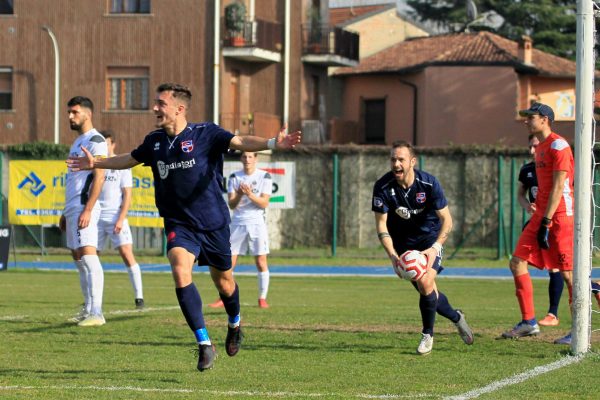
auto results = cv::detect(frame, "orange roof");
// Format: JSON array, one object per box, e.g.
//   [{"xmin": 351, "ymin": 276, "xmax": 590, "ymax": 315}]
[
  {"xmin": 329, "ymin": 5, "xmax": 390, "ymax": 26},
  {"xmin": 334, "ymin": 31, "xmax": 576, "ymax": 77}
]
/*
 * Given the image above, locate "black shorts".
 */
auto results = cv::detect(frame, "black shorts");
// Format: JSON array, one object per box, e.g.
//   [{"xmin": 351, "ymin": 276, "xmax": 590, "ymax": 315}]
[{"xmin": 164, "ymin": 221, "xmax": 232, "ymax": 271}]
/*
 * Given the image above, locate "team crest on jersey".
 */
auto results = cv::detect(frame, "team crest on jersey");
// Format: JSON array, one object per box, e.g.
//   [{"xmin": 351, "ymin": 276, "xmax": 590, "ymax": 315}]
[
  {"xmin": 154, "ymin": 142, "xmax": 160, "ymax": 150},
  {"xmin": 181, "ymin": 140, "xmax": 194, "ymax": 153},
  {"xmin": 416, "ymin": 192, "xmax": 426, "ymax": 203}
]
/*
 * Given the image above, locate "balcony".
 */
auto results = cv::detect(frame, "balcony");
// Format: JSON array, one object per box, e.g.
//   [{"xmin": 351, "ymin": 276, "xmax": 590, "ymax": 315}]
[
  {"xmin": 223, "ymin": 19, "xmax": 282, "ymax": 63},
  {"xmin": 301, "ymin": 25, "xmax": 359, "ymax": 67}
]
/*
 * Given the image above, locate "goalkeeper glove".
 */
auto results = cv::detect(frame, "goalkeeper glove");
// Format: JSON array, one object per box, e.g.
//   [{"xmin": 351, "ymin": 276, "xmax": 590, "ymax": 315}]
[{"xmin": 537, "ymin": 217, "xmax": 552, "ymax": 250}]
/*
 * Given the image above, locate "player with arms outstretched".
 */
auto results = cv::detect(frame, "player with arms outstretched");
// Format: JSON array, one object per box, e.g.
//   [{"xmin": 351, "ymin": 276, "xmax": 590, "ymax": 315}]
[
  {"xmin": 67, "ymin": 83, "xmax": 301, "ymax": 371},
  {"xmin": 372, "ymin": 140, "xmax": 473, "ymax": 355}
]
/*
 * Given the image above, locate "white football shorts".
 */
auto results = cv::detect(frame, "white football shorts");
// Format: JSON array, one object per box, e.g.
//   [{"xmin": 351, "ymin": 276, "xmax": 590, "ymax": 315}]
[
  {"xmin": 230, "ymin": 222, "xmax": 269, "ymax": 256},
  {"xmin": 97, "ymin": 213, "xmax": 133, "ymax": 251},
  {"xmin": 65, "ymin": 207, "xmax": 101, "ymax": 250}
]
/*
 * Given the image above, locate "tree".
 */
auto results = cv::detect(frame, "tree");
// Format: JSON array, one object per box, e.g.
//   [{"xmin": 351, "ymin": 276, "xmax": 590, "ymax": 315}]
[{"xmin": 406, "ymin": 0, "xmax": 576, "ymax": 61}]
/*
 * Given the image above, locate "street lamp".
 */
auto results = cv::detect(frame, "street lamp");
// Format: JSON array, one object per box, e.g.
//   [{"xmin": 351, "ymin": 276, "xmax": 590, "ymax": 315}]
[{"xmin": 42, "ymin": 26, "xmax": 60, "ymax": 144}]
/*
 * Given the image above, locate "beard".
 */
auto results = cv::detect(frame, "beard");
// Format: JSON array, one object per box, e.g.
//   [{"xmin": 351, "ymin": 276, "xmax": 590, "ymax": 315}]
[{"xmin": 70, "ymin": 121, "xmax": 82, "ymax": 131}]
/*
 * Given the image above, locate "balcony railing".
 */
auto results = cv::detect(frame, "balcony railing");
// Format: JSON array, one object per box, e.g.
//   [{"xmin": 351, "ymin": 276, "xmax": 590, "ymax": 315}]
[
  {"xmin": 223, "ymin": 19, "xmax": 283, "ymax": 62},
  {"xmin": 301, "ymin": 24, "xmax": 359, "ymax": 67}
]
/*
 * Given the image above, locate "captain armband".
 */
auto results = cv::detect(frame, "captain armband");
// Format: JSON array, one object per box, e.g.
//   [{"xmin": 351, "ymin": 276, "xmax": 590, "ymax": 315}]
[{"xmin": 377, "ymin": 232, "xmax": 391, "ymax": 240}]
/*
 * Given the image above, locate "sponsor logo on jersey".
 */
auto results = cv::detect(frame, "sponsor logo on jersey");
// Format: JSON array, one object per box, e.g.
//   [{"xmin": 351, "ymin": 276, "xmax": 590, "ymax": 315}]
[
  {"xmin": 181, "ymin": 140, "xmax": 194, "ymax": 153},
  {"xmin": 156, "ymin": 158, "xmax": 196, "ymax": 179},
  {"xmin": 373, "ymin": 197, "xmax": 383, "ymax": 208},
  {"xmin": 416, "ymin": 192, "xmax": 426, "ymax": 203},
  {"xmin": 395, "ymin": 206, "xmax": 424, "ymax": 220}
]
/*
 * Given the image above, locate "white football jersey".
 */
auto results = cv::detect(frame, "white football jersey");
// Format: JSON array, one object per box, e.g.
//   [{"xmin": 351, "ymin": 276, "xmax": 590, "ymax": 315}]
[
  {"xmin": 99, "ymin": 167, "xmax": 133, "ymax": 215},
  {"xmin": 65, "ymin": 129, "xmax": 108, "ymax": 214},
  {"xmin": 228, "ymin": 169, "xmax": 272, "ymax": 224}
]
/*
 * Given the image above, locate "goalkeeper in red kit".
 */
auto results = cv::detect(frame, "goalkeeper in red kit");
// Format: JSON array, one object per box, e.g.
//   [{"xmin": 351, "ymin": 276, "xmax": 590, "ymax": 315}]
[{"xmin": 501, "ymin": 103, "xmax": 574, "ymax": 345}]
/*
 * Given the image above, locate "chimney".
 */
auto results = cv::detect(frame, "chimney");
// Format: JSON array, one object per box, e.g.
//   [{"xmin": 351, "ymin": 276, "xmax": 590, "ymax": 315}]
[{"xmin": 518, "ymin": 35, "xmax": 533, "ymax": 66}]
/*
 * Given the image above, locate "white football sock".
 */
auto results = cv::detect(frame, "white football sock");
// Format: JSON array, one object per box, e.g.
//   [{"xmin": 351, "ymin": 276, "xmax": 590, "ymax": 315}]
[
  {"xmin": 127, "ymin": 263, "xmax": 144, "ymax": 299},
  {"xmin": 82, "ymin": 255, "xmax": 104, "ymax": 316},
  {"xmin": 258, "ymin": 271, "xmax": 270, "ymax": 299},
  {"xmin": 75, "ymin": 260, "xmax": 91, "ymax": 313}
]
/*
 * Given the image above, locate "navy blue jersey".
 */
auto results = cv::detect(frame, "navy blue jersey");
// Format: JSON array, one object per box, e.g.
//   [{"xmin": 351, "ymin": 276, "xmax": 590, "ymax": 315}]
[
  {"xmin": 131, "ymin": 122, "xmax": 235, "ymax": 231},
  {"xmin": 372, "ymin": 169, "xmax": 448, "ymax": 253},
  {"xmin": 518, "ymin": 161, "xmax": 537, "ymax": 203}
]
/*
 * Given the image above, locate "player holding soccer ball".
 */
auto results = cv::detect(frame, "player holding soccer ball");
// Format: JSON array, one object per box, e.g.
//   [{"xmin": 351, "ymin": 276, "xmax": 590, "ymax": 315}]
[{"xmin": 372, "ymin": 140, "xmax": 474, "ymax": 355}]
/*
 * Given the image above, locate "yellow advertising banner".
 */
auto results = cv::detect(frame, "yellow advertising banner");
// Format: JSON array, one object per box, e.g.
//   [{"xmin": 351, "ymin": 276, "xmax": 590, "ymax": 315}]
[{"xmin": 9, "ymin": 161, "xmax": 162, "ymax": 227}]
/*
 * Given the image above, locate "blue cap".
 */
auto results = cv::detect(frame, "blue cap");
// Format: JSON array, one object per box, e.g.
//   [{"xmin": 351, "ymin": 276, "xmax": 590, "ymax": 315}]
[{"xmin": 519, "ymin": 102, "xmax": 554, "ymax": 122}]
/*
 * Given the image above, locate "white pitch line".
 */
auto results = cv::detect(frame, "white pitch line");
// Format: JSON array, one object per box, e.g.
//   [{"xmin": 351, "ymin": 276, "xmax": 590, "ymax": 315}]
[
  {"xmin": 444, "ymin": 354, "xmax": 585, "ymax": 400},
  {"xmin": 0, "ymin": 384, "xmax": 434, "ymax": 398}
]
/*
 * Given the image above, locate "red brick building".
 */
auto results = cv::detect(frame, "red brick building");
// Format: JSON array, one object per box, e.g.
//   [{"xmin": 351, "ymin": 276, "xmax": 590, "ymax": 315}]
[
  {"xmin": 332, "ymin": 31, "xmax": 580, "ymax": 147},
  {"xmin": 0, "ymin": 0, "xmax": 359, "ymax": 151}
]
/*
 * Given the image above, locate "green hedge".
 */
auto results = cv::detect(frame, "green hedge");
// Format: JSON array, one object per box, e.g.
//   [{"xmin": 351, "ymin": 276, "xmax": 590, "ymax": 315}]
[{"xmin": 6, "ymin": 142, "xmax": 70, "ymax": 160}]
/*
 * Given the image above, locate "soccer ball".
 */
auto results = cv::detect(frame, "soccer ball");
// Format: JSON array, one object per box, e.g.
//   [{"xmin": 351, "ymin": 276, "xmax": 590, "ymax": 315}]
[{"xmin": 395, "ymin": 250, "xmax": 428, "ymax": 281}]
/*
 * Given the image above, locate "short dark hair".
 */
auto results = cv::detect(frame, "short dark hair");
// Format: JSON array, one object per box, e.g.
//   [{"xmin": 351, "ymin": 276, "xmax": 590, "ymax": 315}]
[
  {"xmin": 100, "ymin": 129, "xmax": 114, "ymax": 141},
  {"xmin": 67, "ymin": 96, "xmax": 94, "ymax": 112},
  {"xmin": 157, "ymin": 83, "xmax": 192, "ymax": 106},
  {"xmin": 528, "ymin": 134, "xmax": 535, "ymax": 141},
  {"xmin": 391, "ymin": 140, "xmax": 416, "ymax": 158}
]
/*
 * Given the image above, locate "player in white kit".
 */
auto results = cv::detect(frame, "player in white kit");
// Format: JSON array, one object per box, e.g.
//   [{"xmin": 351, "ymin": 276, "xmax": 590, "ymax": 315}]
[
  {"xmin": 209, "ymin": 151, "xmax": 273, "ymax": 308},
  {"xmin": 97, "ymin": 131, "xmax": 145, "ymax": 309},
  {"xmin": 59, "ymin": 96, "xmax": 107, "ymax": 327}
]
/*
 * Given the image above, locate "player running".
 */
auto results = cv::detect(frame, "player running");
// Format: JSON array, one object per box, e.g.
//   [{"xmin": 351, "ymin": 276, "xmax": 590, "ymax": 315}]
[
  {"xmin": 67, "ymin": 83, "xmax": 301, "ymax": 371},
  {"xmin": 372, "ymin": 140, "xmax": 473, "ymax": 355}
]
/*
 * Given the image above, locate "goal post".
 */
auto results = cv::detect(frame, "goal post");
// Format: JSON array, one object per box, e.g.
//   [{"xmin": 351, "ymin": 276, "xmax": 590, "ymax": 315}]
[{"xmin": 572, "ymin": 0, "xmax": 595, "ymax": 355}]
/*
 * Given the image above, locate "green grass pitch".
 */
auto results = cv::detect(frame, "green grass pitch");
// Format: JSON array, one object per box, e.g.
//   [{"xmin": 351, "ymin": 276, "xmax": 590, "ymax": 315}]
[{"xmin": 1, "ymin": 269, "xmax": 600, "ymax": 399}]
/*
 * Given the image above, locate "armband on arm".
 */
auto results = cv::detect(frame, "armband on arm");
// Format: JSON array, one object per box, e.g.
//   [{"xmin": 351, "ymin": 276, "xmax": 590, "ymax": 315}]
[{"xmin": 377, "ymin": 232, "xmax": 391, "ymax": 240}]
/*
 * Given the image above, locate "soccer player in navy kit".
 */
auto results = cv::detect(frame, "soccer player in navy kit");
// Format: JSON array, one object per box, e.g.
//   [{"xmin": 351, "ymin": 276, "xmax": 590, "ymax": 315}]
[
  {"xmin": 372, "ymin": 141, "xmax": 473, "ymax": 355},
  {"xmin": 517, "ymin": 134, "xmax": 564, "ymax": 327},
  {"xmin": 68, "ymin": 83, "xmax": 301, "ymax": 371}
]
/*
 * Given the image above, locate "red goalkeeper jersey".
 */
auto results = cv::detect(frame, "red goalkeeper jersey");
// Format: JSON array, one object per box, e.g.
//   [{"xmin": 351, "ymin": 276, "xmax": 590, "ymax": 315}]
[{"xmin": 534, "ymin": 132, "xmax": 574, "ymax": 217}]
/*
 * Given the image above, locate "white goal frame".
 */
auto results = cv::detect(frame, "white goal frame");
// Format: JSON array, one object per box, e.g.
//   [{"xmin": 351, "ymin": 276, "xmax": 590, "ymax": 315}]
[{"xmin": 572, "ymin": 0, "xmax": 595, "ymax": 354}]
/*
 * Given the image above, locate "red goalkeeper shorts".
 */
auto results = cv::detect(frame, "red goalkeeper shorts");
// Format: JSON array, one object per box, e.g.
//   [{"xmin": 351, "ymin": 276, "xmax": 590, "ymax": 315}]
[{"xmin": 513, "ymin": 213, "xmax": 573, "ymax": 271}]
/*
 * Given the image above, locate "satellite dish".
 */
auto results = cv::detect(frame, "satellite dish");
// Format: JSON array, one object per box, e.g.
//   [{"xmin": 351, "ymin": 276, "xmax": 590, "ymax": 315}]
[{"xmin": 466, "ymin": 0, "xmax": 478, "ymax": 21}]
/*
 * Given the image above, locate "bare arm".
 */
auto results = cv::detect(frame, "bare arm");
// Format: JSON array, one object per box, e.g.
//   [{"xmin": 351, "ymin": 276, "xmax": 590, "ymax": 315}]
[
  {"xmin": 374, "ymin": 212, "xmax": 397, "ymax": 261},
  {"xmin": 228, "ymin": 191, "xmax": 243, "ymax": 210},
  {"xmin": 78, "ymin": 168, "xmax": 105, "ymax": 228},
  {"xmin": 421, "ymin": 206, "xmax": 453, "ymax": 268},
  {"xmin": 229, "ymin": 125, "xmax": 301, "ymax": 152},
  {"xmin": 67, "ymin": 147, "xmax": 140, "ymax": 171},
  {"xmin": 543, "ymin": 170, "xmax": 568, "ymax": 219},
  {"xmin": 114, "ymin": 186, "xmax": 132, "ymax": 234},
  {"xmin": 517, "ymin": 182, "xmax": 535, "ymax": 214}
]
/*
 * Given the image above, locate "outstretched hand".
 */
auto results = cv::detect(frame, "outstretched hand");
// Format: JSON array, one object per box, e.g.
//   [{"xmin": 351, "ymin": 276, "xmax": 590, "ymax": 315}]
[
  {"xmin": 275, "ymin": 124, "xmax": 302, "ymax": 150},
  {"xmin": 66, "ymin": 146, "xmax": 95, "ymax": 171}
]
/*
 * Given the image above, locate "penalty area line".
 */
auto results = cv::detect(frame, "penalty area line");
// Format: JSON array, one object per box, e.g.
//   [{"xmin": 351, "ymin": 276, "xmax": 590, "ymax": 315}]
[{"xmin": 444, "ymin": 354, "xmax": 585, "ymax": 400}]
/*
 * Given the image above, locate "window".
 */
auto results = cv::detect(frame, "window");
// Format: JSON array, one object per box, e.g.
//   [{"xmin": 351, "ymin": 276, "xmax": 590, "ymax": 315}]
[
  {"xmin": 0, "ymin": 0, "xmax": 13, "ymax": 14},
  {"xmin": 110, "ymin": 0, "xmax": 150, "ymax": 14},
  {"xmin": 363, "ymin": 99, "xmax": 386, "ymax": 144},
  {"xmin": 107, "ymin": 67, "xmax": 149, "ymax": 110},
  {"xmin": 0, "ymin": 67, "xmax": 13, "ymax": 110}
]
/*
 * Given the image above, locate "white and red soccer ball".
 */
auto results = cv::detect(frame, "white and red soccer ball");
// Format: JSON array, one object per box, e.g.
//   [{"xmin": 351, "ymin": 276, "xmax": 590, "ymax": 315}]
[{"xmin": 395, "ymin": 250, "xmax": 428, "ymax": 281}]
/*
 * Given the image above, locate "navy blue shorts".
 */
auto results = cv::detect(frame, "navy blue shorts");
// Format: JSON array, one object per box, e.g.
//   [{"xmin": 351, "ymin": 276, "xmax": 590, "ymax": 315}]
[{"xmin": 164, "ymin": 221, "xmax": 232, "ymax": 271}]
